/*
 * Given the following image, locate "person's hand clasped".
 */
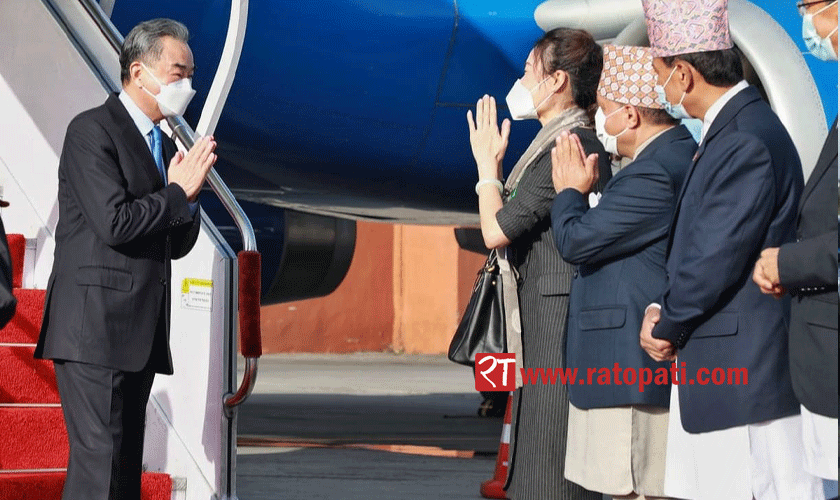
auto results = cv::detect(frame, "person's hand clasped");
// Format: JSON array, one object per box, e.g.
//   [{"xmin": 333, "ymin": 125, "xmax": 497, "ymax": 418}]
[
  {"xmin": 752, "ymin": 247, "xmax": 785, "ymax": 299},
  {"xmin": 467, "ymin": 95, "xmax": 510, "ymax": 180},
  {"xmin": 167, "ymin": 135, "xmax": 217, "ymax": 202},
  {"xmin": 551, "ymin": 131, "xmax": 599, "ymax": 195},
  {"xmin": 640, "ymin": 306, "xmax": 676, "ymax": 362}
]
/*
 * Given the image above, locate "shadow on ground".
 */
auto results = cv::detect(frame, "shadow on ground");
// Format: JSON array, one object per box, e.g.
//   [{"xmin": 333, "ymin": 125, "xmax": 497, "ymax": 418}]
[
  {"xmin": 238, "ymin": 392, "xmax": 502, "ymax": 452},
  {"xmin": 236, "ymin": 392, "xmax": 505, "ymax": 500}
]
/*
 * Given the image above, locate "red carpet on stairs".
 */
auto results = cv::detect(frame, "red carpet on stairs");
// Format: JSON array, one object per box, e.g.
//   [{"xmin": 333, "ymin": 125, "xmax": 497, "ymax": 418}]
[
  {"xmin": 1, "ymin": 471, "xmax": 172, "ymax": 500},
  {"xmin": 0, "ymin": 346, "xmax": 59, "ymax": 404},
  {"xmin": 1, "ymin": 234, "xmax": 172, "ymax": 500},
  {"xmin": 0, "ymin": 407, "xmax": 68, "ymax": 470},
  {"xmin": 4, "ymin": 289, "xmax": 46, "ymax": 344}
]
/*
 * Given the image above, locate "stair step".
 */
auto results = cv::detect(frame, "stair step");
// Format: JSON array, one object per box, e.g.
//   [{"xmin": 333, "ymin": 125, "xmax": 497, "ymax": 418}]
[
  {"xmin": 7, "ymin": 234, "xmax": 24, "ymax": 289},
  {"xmin": 0, "ymin": 289, "xmax": 45, "ymax": 343},
  {"xmin": 0, "ymin": 471, "xmax": 173, "ymax": 500},
  {"xmin": 0, "ymin": 346, "xmax": 59, "ymax": 404},
  {"xmin": 0, "ymin": 407, "xmax": 68, "ymax": 470},
  {"xmin": 1, "ymin": 233, "xmax": 175, "ymax": 497}
]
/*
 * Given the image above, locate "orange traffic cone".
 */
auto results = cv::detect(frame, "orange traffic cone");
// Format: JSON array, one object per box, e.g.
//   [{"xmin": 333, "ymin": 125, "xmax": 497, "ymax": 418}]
[{"xmin": 480, "ymin": 391, "xmax": 513, "ymax": 499}]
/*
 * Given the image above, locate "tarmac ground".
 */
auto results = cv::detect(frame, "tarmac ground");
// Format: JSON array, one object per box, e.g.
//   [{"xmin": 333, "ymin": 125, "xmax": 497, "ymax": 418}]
[
  {"xmin": 236, "ymin": 354, "xmax": 840, "ymax": 500},
  {"xmin": 236, "ymin": 353, "xmax": 504, "ymax": 500}
]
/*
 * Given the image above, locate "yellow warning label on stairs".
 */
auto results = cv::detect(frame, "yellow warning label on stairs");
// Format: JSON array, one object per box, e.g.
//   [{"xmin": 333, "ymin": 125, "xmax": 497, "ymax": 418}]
[{"xmin": 181, "ymin": 278, "xmax": 213, "ymax": 311}]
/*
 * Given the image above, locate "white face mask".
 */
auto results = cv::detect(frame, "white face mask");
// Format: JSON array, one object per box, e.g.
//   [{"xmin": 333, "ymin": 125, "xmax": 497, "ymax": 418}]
[
  {"xmin": 505, "ymin": 76, "xmax": 552, "ymax": 121},
  {"xmin": 140, "ymin": 63, "xmax": 196, "ymax": 117},
  {"xmin": 802, "ymin": 1, "xmax": 838, "ymax": 61},
  {"xmin": 595, "ymin": 107, "xmax": 628, "ymax": 156},
  {"xmin": 654, "ymin": 67, "xmax": 693, "ymax": 120}
]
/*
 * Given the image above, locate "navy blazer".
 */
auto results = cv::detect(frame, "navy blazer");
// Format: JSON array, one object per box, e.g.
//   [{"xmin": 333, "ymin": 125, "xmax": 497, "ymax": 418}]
[
  {"xmin": 552, "ymin": 125, "xmax": 696, "ymax": 409},
  {"xmin": 652, "ymin": 86, "xmax": 803, "ymax": 433},
  {"xmin": 779, "ymin": 119, "xmax": 838, "ymax": 418}
]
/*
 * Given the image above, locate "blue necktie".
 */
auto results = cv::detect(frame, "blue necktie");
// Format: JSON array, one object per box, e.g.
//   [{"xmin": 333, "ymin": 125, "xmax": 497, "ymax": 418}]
[{"xmin": 150, "ymin": 126, "xmax": 166, "ymax": 183}]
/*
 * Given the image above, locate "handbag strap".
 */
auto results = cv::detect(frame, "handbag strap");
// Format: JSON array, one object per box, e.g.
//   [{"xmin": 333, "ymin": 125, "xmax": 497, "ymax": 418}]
[{"xmin": 497, "ymin": 247, "xmax": 523, "ymax": 388}]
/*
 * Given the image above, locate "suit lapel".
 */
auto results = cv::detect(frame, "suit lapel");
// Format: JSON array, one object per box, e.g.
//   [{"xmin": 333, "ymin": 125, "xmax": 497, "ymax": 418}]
[
  {"xmin": 799, "ymin": 118, "xmax": 837, "ymax": 213},
  {"xmin": 160, "ymin": 132, "xmax": 177, "ymax": 176},
  {"xmin": 667, "ymin": 141, "xmax": 707, "ymax": 254},
  {"xmin": 104, "ymin": 94, "xmax": 165, "ymax": 190},
  {"xmin": 665, "ymin": 87, "xmax": 762, "ymax": 254}
]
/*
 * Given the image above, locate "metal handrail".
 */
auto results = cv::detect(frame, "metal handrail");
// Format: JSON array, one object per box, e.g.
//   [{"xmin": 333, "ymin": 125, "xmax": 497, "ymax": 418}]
[
  {"xmin": 77, "ymin": 0, "xmax": 121, "ymax": 52},
  {"xmin": 167, "ymin": 117, "xmax": 257, "ymax": 253},
  {"xmin": 168, "ymin": 116, "xmax": 259, "ymax": 411},
  {"xmin": 77, "ymin": 0, "xmax": 259, "ymax": 408}
]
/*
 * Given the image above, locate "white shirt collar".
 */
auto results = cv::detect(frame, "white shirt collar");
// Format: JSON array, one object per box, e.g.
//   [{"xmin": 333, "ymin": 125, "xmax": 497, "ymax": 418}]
[
  {"xmin": 118, "ymin": 90, "xmax": 155, "ymax": 143},
  {"xmin": 700, "ymin": 80, "xmax": 749, "ymax": 145}
]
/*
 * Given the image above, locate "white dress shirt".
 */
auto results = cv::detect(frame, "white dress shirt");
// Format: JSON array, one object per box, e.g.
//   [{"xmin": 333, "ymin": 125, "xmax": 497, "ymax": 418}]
[{"xmin": 119, "ymin": 91, "xmax": 155, "ymax": 152}]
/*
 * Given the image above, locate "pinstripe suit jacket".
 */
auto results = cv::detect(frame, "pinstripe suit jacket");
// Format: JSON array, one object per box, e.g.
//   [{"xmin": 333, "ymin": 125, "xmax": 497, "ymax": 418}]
[{"xmin": 499, "ymin": 126, "xmax": 610, "ymax": 500}]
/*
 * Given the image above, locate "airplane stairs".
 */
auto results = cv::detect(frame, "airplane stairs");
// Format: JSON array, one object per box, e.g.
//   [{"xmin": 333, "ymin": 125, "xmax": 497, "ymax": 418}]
[{"xmin": 0, "ymin": 234, "xmax": 172, "ymax": 499}]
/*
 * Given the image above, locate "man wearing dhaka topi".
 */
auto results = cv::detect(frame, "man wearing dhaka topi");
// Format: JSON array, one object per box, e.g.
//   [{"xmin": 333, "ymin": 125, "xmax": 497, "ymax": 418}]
[{"xmin": 638, "ymin": 0, "xmax": 822, "ymax": 499}]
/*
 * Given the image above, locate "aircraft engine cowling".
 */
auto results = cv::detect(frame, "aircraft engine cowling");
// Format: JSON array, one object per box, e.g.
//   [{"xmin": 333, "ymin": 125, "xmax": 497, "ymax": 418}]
[{"xmin": 201, "ymin": 196, "xmax": 356, "ymax": 305}]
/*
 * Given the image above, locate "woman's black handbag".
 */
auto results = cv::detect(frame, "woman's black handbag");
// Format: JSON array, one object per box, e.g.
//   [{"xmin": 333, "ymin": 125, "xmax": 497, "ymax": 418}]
[{"xmin": 448, "ymin": 250, "xmax": 507, "ymax": 366}]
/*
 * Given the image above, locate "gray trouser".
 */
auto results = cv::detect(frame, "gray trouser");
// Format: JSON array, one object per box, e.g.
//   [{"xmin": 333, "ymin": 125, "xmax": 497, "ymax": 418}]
[{"xmin": 54, "ymin": 359, "xmax": 155, "ymax": 500}]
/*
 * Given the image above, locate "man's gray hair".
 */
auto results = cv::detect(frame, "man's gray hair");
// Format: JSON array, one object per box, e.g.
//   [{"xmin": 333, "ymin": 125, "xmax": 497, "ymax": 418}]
[{"xmin": 120, "ymin": 18, "xmax": 189, "ymax": 83}]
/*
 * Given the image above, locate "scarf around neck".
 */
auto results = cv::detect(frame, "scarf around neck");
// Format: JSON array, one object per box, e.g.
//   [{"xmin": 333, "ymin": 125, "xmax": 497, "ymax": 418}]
[{"xmin": 503, "ymin": 106, "xmax": 591, "ymax": 201}]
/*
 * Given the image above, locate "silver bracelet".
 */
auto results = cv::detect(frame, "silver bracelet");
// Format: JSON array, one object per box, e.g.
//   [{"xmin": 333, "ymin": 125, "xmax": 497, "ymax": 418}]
[{"xmin": 475, "ymin": 179, "xmax": 504, "ymax": 195}]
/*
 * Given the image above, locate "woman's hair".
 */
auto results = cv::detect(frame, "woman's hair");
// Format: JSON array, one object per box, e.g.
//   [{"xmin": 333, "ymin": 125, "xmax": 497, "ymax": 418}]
[{"xmin": 532, "ymin": 28, "xmax": 603, "ymax": 115}]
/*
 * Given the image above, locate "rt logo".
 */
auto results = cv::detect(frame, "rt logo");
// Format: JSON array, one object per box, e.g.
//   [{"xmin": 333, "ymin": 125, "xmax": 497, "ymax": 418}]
[{"xmin": 475, "ymin": 353, "xmax": 516, "ymax": 392}]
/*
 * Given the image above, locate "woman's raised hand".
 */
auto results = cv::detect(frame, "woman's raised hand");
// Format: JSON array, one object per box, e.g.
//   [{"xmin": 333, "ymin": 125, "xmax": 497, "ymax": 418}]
[{"xmin": 467, "ymin": 95, "xmax": 511, "ymax": 179}]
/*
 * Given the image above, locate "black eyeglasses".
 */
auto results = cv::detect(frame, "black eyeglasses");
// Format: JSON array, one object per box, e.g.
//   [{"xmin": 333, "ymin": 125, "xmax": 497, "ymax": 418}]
[{"xmin": 797, "ymin": 0, "xmax": 834, "ymax": 16}]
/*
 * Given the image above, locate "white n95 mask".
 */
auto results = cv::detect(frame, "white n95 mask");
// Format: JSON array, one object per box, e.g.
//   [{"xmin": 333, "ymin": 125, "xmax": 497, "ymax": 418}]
[
  {"xmin": 141, "ymin": 63, "xmax": 196, "ymax": 117},
  {"xmin": 505, "ymin": 77, "xmax": 551, "ymax": 121}
]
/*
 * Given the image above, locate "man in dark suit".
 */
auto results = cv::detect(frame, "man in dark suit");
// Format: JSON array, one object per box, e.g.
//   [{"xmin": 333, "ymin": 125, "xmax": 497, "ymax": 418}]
[
  {"xmin": 752, "ymin": 1, "xmax": 838, "ymax": 492},
  {"xmin": 638, "ymin": 1, "xmax": 821, "ymax": 498},
  {"xmin": 550, "ymin": 44, "xmax": 696, "ymax": 498},
  {"xmin": 34, "ymin": 19, "xmax": 216, "ymax": 500}
]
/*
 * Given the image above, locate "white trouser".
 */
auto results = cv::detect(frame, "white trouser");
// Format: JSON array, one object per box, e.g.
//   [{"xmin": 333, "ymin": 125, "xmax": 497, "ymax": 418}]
[{"xmin": 663, "ymin": 381, "xmax": 823, "ymax": 500}]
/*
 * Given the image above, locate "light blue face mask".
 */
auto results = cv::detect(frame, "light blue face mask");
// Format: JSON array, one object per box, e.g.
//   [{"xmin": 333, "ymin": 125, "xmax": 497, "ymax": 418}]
[
  {"xmin": 802, "ymin": 1, "xmax": 838, "ymax": 61},
  {"xmin": 681, "ymin": 118, "xmax": 704, "ymax": 144},
  {"xmin": 654, "ymin": 66, "xmax": 693, "ymax": 120}
]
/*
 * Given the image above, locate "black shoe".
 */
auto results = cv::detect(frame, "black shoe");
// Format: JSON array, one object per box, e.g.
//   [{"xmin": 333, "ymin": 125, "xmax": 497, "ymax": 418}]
[{"xmin": 477, "ymin": 394, "xmax": 506, "ymax": 417}]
